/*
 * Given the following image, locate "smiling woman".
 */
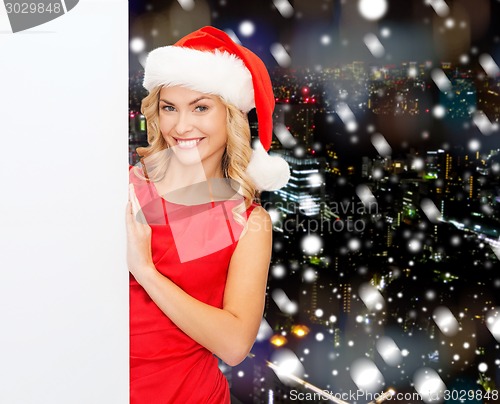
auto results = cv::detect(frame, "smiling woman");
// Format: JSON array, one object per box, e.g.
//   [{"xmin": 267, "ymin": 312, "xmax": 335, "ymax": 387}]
[
  {"xmin": 126, "ymin": 26, "xmax": 290, "ymax": 404},
  {"xmin": 158, "ymin": 87, "xmax": 229, "ymax": 175}
]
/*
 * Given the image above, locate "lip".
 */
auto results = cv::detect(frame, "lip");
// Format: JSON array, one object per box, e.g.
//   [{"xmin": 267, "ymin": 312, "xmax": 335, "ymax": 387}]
[{"xmin": 173, "ymin": 137, "xmax": 204, "ymax": 149}]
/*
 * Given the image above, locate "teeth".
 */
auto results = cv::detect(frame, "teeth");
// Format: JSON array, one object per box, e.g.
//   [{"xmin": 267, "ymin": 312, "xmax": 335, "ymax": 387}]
[{"xmin": 176, "ymin": 139, "xmax": 200, "ymax": 148}]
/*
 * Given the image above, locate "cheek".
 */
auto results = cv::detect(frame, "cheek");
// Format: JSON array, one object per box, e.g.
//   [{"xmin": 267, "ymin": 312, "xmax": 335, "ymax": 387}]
[
  {"xmin": 201, "ymin": 121, "xmax": 227, "ymax": 142},
  {"xmin": 214, "ymin": 118, "xmax": 228, "ymax": 143},
  {"xmin": 159, "ymin": 118, "xmax": 173, "ymax": 137},
  {"xmin": 212, "ymin": 125, "xmax": 228, "ymax": 145},
  {"xmin": 205, "ymin": 109, "xmax": 227, "ymax": 142}
]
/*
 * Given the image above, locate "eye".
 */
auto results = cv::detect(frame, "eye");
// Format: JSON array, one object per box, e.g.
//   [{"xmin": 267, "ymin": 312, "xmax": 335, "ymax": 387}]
[
  {"xmin": 194, "ymin": 105, "xmax": 209, "ymax": 112},
  {"xmin": 161, "ymin": 105, "xmax": 176, "ymax": 112}
]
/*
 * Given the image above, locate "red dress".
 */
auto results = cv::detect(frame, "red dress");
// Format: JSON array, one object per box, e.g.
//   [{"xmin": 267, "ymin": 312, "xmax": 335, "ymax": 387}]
[{"xmin": 129, "ymin": 168, "xmax": 255, "ymax": 403}]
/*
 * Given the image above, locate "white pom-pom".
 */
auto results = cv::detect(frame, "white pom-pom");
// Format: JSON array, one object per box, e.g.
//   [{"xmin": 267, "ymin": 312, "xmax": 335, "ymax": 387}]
[{"xmin": 246, "ymin": 141, "xmax": 290, "ymax": 191}]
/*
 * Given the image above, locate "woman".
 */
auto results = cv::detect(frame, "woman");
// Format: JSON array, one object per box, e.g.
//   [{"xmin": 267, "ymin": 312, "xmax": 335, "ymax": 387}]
[{"xmin": 126, "ymin": 26, "xmax": 290, "ymax": 403}]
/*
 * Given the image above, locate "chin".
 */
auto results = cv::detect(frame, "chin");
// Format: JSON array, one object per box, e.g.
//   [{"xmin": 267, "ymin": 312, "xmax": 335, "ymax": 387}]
[{"xmin": 171, "ymin": 145, "xmax": 204, "ymax": 167}]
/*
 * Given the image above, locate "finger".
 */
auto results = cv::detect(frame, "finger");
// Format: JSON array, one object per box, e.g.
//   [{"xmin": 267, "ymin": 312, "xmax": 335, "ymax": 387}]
[
  {"xmin": 129, "ymin": 184, "xmax": 149, "ymax": 225},
  {"xmin": 129, "ymin": 184, "xmax": 142, "ymax": 216},
  {"xmin": 125, "ymin": 200, "xmax": 132, "ymax": 218},
  {"xmin": 125, "ymin": 201, "xmax": 134, "ymax": 230}
]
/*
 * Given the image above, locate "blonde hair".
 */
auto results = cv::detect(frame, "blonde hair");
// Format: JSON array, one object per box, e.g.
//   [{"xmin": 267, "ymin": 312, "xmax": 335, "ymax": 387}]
[{"xmin": 135, "ymin": 86, "xmax": 257, "ymax": 222}]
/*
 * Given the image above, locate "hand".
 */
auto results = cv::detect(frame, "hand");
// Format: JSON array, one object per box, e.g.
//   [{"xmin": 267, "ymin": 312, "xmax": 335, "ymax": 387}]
[{"xmin": 126, "ymin": 184, "xmax": 156, "ymax": 284}]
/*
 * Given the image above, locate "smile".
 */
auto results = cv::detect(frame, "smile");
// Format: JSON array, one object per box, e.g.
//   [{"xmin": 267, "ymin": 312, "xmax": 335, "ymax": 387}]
[{"xmin": 174, "ymin": 137, "xmax": 204, "ymax": 149}]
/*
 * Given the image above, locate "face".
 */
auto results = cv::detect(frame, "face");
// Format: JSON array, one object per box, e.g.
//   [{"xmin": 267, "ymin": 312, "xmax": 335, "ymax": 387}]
[{"xmin": 158, "ymin": 86, "xmax": 228, "ymax": 176}]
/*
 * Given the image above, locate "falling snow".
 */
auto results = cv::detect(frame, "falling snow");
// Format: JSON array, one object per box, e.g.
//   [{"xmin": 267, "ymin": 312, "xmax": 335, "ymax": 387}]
[
  {"xmin": 371, "ymin": 133, "xmax": 392, "ymax": 157},
  {"xmin": 364, "ymin": 33, "xmax": 385, "ymax": 58},
  {"xmin": 350, "ymin": 358, "xmax": 385, "ymax": 392},
  {"xmin": 273, "ymin": 0, "xmax": 294, "ymax": 18},
  {"xmin": 239, "ymin": 20, "xmax": 255, "ymax": 37},
  {"xmin": 433, "ymin": 306, "xmax": 459, "ymax": 336},
  {"xmin": 433, "ymin": 104, "xmax": 446, "ymax": 118},
  {"xmin": 479, "ymin": 53, "xmax": 500, "ymax": 76},
  {"xmin": 426, "ymin": 0, "xmax": 450, "ymax": 17},
  {"xmin": 431, "ymin": 69, "xmax": 452, "ymax": 92},
  {"xmin": 473, "ymin": 110, "xmax": 498, "ymax": 135},
  {"xmin": 413, "ymin": 368, "xmax": 447, "ymax": 403},
  {"xmin": 176, "ymin": 0, "xmax": 195, "ymax": 11},
  {"xmin": 358, "ymin": 0, "xmax": 388, "ymax": 21},
  {"xmin": 272, "ymin": 289, "xmax": 298, "ymax": 315},
  {"xmin": 130, "ymin": 37, "xmax": 146, "ymax": 53},
  {"xmin": 270, "ymin": 43, "xmax": 291, "ymax": 67},
  {"xmin": 301, "ymin": 236, "xmax": 322, "ymax": 256}
]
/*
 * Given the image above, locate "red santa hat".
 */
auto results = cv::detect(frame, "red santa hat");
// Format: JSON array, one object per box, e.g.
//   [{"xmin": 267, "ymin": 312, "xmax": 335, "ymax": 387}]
[{"xmin": 143, "ymin": 26, "xmax": 290, "ymax": 191}]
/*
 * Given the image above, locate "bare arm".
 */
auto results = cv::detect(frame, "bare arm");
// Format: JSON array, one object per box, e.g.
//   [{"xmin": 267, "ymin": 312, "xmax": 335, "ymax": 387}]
[{"xmin": 126, "ymin": 190, "xmax": 272, "ymax": 366}]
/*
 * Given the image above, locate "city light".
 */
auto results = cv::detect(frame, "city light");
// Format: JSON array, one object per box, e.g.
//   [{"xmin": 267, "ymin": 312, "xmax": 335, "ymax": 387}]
[
  {"xmin": 270, "ymin": 334, "xmax": 288, "ymax": 347},
  {"xmin": 291, "ymin": 325, "xmax": 310, "ymax": 338}
]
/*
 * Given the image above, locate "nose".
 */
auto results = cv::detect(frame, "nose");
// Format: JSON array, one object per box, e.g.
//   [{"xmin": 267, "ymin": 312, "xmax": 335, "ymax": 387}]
[{"xmin": 174, "ymin": 111, "xmax": 194, "ymax": 136}]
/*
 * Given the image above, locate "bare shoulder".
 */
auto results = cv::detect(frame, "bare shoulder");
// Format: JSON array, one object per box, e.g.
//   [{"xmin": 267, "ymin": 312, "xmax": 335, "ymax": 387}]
[
  {"xmin": 228, "ymin": 205, "xmax": 272, "ymax": 278},
  {"xmin": 245, "ymin": 205, "xmax": 272, "ymax": 235}
]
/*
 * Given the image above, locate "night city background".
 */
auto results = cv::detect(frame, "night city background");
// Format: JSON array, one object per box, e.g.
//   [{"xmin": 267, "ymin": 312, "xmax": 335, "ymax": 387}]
[{"xmin": 128, "ymin": 1, "xmax": 500, "ymax": 403}]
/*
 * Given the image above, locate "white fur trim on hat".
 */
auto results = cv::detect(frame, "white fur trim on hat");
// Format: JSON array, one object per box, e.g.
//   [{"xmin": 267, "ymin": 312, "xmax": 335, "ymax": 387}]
[
  {"xmin": 143, "ymin": 46, "xmax": 255, "ymax": 112},
  {"xmin": 246, "ymin": 141, "xmax": 290, "ymax": 191}
]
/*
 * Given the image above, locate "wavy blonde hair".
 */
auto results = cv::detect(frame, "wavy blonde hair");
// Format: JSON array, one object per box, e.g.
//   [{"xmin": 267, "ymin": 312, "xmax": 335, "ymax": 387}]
[{"xmin": 135, "ymin": 86, "xmax": 257, "ymax": 223}]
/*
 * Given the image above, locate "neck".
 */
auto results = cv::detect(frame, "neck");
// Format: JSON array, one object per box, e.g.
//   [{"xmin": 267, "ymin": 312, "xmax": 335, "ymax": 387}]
[
  {"xmin": 157, "ymin": 159, "xmax": 230, "ymax": 206},
  {"xmin": 160, "ymin": 158, "xmax": 224, "ymax": 193}
]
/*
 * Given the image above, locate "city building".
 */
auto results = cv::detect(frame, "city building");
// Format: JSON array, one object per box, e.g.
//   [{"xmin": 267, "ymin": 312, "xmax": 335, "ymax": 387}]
[{"xmin": 270, "ymin": 151, "xmax": 326, "ymax": 217}]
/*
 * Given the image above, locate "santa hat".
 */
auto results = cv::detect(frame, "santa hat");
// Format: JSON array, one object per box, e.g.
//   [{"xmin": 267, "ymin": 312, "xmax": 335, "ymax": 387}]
[{"xmin": 143, "ymin": 26, "xmax": 290, "ymax": 191}]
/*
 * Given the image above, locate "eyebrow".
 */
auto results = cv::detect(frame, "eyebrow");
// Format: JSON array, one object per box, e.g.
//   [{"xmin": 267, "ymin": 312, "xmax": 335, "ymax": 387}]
[{"xmin": 159, "ymin": 96, "xmax": 213, "ymax": 106}]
